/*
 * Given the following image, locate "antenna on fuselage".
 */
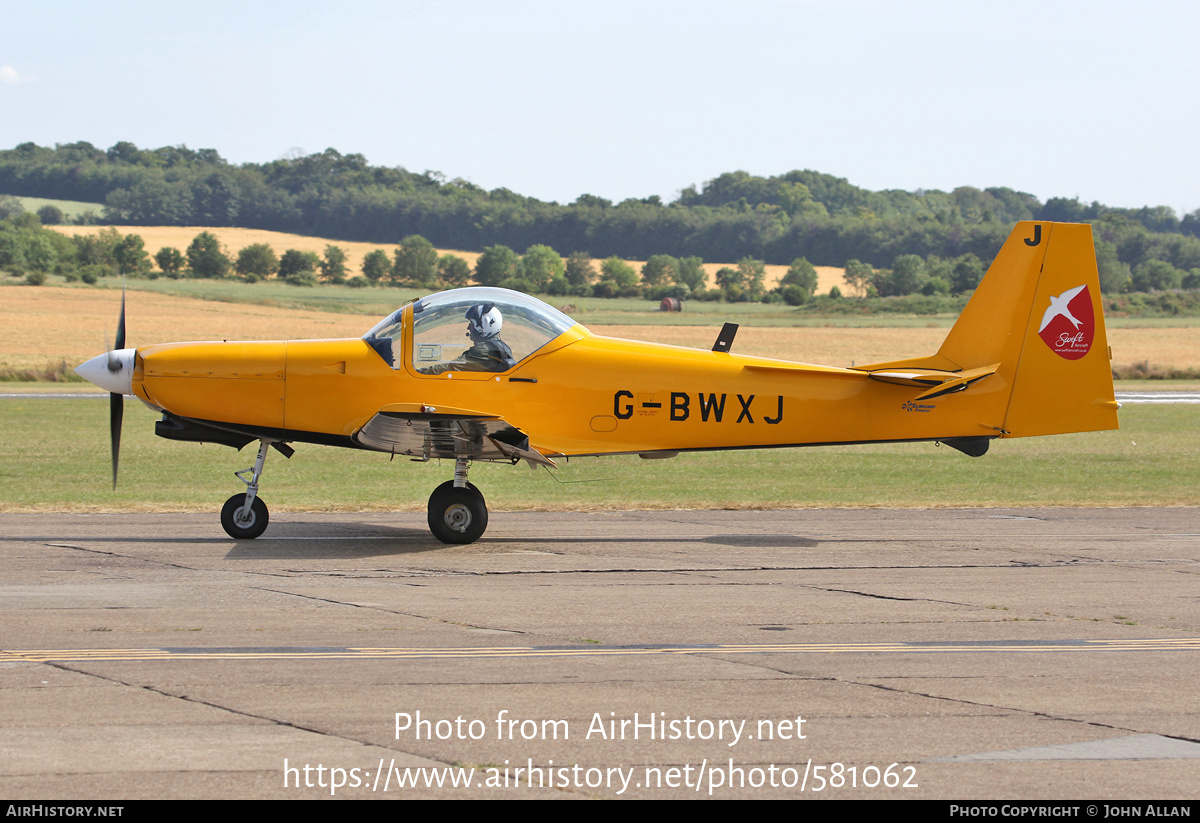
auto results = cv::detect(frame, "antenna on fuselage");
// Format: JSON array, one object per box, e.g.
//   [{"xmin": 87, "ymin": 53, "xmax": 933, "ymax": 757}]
[{"xmin": 712, "ymin": 322, "xmax": 738, "ymax": 353}]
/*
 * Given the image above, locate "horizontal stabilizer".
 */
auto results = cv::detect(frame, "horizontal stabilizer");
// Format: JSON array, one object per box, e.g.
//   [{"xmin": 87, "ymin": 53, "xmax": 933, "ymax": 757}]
[{"xmin": 867, "ymin": 364, "xmax": 999, "ymax": 400}]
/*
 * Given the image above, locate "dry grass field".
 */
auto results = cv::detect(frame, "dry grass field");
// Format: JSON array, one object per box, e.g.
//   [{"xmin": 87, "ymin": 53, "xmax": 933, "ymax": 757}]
[
  {"xmin": 596, "ymin": 325, "xmax": 1200, "ymax": 370},
  {"xmin": 49, "ymin": 225, "xmax": 474, "ymax": 285},
  {"xmin": 0, "ymin": 287, "xmax": 370, "ymax": 372},
  {"xmin": 48, "ymin": 226, "xmax": 847, "ymax": 294},
  {"xmin": 3, "ymin": 286, "xmax": 1197, "ymax": 377}
]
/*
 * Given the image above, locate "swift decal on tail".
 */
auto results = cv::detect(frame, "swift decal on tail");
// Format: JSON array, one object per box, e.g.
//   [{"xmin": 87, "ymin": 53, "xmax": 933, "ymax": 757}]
[{"xmin": 1038, "ymin": 284, "xmax": 1094, "ymax": 360}]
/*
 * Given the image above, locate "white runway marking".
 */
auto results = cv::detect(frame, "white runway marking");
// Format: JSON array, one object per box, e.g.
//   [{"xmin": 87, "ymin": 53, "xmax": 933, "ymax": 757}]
[{"xmin": 1116, "ymin": 392, "xmax": 1200, "ymax": 404}]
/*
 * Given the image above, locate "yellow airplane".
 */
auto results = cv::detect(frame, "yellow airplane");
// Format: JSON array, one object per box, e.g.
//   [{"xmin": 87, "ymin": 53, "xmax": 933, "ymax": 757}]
[{"xmin": 76, "ymin": 221, "xmax": 1118, "ymax": 544}]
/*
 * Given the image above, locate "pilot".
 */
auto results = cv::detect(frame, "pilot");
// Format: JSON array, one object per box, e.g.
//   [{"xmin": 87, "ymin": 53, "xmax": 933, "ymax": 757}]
[{"xmin": 421, "ymin": 303, "xmax": 517, "ymax": 374}]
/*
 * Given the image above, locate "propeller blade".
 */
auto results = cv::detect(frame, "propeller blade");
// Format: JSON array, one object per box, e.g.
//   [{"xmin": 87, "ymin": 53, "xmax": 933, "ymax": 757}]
[
  {"xmin": 114, "ymin": 282, "xmax": 126, "ymax": 351},
  {"xmin": 110, "ymin": 391, "xmax": 123, "ymax": 489},
  {"xmin": 110, "ymin": 284, "xmax": 126, "ymax": 489}
]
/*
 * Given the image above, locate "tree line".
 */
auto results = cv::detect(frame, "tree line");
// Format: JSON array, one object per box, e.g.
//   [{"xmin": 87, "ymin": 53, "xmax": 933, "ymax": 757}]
[
  {"xmin": 4, "ymin": 194, "xmax": 1199, "ymax": 305},
  {"xmin": 2, "ymin": 141, "xmax": 1200, "ymax": 286},
  {"xmin": 0, "ymin": 203, "xmax": 822, "ymax": 303},
  {"xmin": 3, "ymin": 141, "xmax": 1200, "ymax": 300}
]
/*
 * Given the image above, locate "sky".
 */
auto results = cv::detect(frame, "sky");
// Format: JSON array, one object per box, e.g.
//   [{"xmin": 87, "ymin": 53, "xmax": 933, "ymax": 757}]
[{"xmin": 2, "ymin": 0, "xmax": 1198, "ymax": 215}]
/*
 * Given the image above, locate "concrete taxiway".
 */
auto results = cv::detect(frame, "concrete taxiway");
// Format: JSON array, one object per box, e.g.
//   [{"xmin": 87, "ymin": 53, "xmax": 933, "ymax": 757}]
[{"xmin": 1, "ymin": 507, "xmax": 1197, "ymax": 799}]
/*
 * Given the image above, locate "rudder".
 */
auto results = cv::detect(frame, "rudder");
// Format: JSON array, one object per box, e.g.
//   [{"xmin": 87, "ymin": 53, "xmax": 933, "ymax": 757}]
[{"xmin": 1001, "ymin": 222, "xmax": 1119, "ymax": 437}]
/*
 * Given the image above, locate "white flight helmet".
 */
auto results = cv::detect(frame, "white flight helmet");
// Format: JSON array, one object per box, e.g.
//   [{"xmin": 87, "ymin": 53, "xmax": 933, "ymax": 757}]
[{"xmin": 465, "ymin": 303, "xmax": 503, "ymax": 341}]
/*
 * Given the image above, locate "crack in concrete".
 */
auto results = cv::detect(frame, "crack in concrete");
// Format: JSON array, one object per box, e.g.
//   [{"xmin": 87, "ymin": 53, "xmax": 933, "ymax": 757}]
[
  {"xmin": 26, "ymin": 659, "xmax": 465, "ymax": 773},
  {"xmin": 249, "ymin": 586, "xmax": 523, "ymax": 634},
  {"xmin": 810, "ymin": 586, "xmax": 972, "ymax": 606}
]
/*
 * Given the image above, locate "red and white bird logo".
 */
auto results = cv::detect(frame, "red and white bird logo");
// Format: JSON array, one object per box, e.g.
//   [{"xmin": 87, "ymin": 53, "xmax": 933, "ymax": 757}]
[{"xmin": 1037, "ymin": 284, "xmax": 1093, "ymax": 360}]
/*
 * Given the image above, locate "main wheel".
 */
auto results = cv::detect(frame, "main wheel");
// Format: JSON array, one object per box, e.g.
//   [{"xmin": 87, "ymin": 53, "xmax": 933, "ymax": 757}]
[
  {"xmin": 221, "ymin": 494, "xmax": 269, "ymax": 539},
  {"xmin": 427, "ymin": 481, "xmax": 488, "ymax": 544}
]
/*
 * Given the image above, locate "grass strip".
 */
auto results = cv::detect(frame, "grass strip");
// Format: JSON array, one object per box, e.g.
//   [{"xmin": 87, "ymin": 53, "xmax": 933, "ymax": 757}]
[{"xmin": 3, "ymin": 400, "xmax": 1194, "ymax": 512}]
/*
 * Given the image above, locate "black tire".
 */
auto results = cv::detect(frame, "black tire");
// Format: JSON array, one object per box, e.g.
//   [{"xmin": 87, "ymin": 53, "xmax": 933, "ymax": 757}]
[
  {"xmin": 221, "ymin": 494, "xmax": 269, "ymax": 539},
  {"xmin": 427, "ymin": 481, "xmax": 487, "ymax": 544}
]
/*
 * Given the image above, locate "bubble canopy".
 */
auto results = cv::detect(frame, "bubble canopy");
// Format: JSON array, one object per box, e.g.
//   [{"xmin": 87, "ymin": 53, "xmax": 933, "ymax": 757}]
[{"xmin": 363, "ymin": 287, "xmax": 578, "ymax": 373}]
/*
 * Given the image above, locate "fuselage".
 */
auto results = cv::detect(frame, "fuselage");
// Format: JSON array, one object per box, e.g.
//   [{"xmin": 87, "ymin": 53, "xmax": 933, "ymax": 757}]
[{"xmin": 131, "ymin": 325, "xmax": 1013, "ymax": 458}]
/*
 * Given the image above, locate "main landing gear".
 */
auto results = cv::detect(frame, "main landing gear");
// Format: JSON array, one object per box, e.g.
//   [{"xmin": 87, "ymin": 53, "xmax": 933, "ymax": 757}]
[{"xmin": 427, "ymin": 457, "xmax": 489, "ymax": 544}]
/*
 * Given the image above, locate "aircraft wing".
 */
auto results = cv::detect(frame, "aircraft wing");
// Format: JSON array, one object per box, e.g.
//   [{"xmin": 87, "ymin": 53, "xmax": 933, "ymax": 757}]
[{"xmin": 354, "ymin": 403, "xmax": 557, "ymax": 466}]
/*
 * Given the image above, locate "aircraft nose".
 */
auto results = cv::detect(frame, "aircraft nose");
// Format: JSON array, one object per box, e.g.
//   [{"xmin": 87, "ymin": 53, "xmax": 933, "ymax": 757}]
[{"xmin": 75, "ymin": 349, "xmax": 135, "ymax": 395}]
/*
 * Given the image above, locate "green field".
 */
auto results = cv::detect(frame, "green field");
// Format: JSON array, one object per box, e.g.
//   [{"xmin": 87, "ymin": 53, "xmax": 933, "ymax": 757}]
[
  {"xmin": 13, "ymin": 195, "xmax": 103, "ymax": 220},
  {"xmin": 3, "ymin": 398, "xmax": 1195, "ymax": 513}
]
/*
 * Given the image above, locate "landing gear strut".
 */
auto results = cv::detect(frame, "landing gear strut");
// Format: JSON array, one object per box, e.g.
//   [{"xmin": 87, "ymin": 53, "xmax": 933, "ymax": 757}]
[
  {"xmin": 427, "ymin": 457, "xmax": 488, "ymax": 544},
  {"xmin": 221, "ymin": 439, "xmax": 272, "ymax": 539}
]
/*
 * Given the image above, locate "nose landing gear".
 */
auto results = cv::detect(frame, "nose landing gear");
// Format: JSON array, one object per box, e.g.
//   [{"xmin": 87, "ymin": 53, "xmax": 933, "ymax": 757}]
[{"xmin": 220, "ymin": 438, "xmax": 292, "ymax": 539}]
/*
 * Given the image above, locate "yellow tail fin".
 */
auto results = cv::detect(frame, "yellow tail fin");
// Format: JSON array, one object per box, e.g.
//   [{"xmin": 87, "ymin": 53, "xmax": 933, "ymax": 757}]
[{"xmin": 866, "ymin": 221, "xmax": 1119, "ymax": 438}]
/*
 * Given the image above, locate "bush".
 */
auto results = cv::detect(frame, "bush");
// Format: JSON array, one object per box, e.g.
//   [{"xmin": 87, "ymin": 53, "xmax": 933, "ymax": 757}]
[
  {"xmin": 474, "ymin": 245, "xmax": 522, "ymax": 286},
  {"xmin": 921, "ymin": 276, "xmax": 950, "ymax": 296},
  {"xmin": 1131, "ymin": 260, "xmax": 1183, "ymax": 292},
  {"xmin": 591, "ymin": 280, "xmax": 617, "ymax": 298},
  {"xmin": 36, "ymin": 205, "xmax": 64, "ymax": 225},
  {"xmin": 779, "ymin": 284, "xmax": 809, "ymax": 306},
  {"xmin": 284, "ymin": 270, "xmax": 318, "ymax": 287},
  {"xmin": 79, "ymin": 264, "xmax": 108, "ymax": 284},
  {"xmin": 347, "ymin": 275, "xmax": 370, "ymax": 288},
  {"xmin": 25, "ymin": 271, "xmax": 46, "ymax": 285},
  {"xmin": 781, "ymin": 257, "xmax": 818, "ymax": 295},
  {"xmin": 236, "ymin": 243, "xmax": 279, "ymax": 280},
  {"xmin": 279, "ymin": 249, "xmax": 320, "ymax": 281},
  {"xmin": 186, "ymin": 232, "xmax": 231, "ymax": 279},
  {"xmin": 498, "ymin": 276, "xmax": 536, "ymax": 294}
]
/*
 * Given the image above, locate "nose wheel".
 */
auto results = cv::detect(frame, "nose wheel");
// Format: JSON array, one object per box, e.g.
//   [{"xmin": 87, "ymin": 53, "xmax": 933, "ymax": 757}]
[{"xmin": 221, "ymin": 494, "xmax": 269, "ymax": 539}]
